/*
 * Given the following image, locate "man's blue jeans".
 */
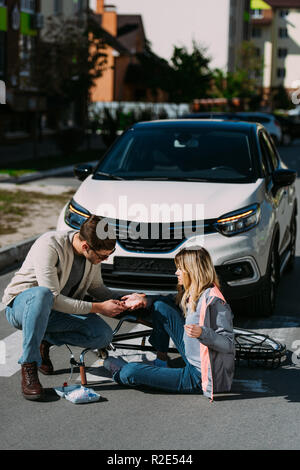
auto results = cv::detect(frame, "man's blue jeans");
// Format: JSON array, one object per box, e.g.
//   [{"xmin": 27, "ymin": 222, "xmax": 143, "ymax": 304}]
[
  {"xmin": 115, "ymin": 297, "xmax": 202, "ymax": 394},
  {"xmin": 5, "ymin": 286, "xmax": 113, "ymax": 366}
]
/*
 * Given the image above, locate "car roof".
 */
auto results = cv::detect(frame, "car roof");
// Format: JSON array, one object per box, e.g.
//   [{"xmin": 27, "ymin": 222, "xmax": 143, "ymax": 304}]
[
  {"xmin": 236, "ymin": 112, "xmax": 273, "ymax": 118},
  {"xmin": 181, "ymin": 111, "xmax": 274, "ymax": 119},
  {"xmin": 131, "ymin": 119, "xmax": 262, "ymax": 132}
]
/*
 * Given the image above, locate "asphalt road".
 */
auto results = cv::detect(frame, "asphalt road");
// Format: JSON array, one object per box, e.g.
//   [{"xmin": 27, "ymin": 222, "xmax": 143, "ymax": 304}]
[{"xmin": 0, "ymin": 142, "xmax": 300, "ymax": 453}]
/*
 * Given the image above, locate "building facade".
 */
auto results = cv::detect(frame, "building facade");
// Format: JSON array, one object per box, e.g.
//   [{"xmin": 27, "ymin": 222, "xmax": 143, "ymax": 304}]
[
  {"xmin": 41, "ymin": 0, "xmax": 88, "ymax": 21},
  {"xmin": 250, "ymin": 0, "xmax": 300, "ymax": 106},
  {"xmin": 0, "ymin": 0, "xmax": 45, "ymax": 143},
  {"xmin": 90, "ymin": 0, "xmax": 169, "ymax": 103}
]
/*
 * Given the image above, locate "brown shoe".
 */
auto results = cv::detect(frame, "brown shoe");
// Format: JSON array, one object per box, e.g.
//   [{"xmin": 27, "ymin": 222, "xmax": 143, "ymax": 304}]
[
  {"xmin": 21, "ymin": 362, "xmax": 44, "ymax": 401},
  {"xmin": 39, "ymin": 340, "xmax": 54, "ymax": 375}
]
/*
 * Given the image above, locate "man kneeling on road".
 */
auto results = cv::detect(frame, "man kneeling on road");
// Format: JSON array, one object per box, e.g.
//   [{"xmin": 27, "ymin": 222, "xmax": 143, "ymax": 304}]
[{"xmin": 2, "ymin": 215, "xmax": 138, "ymax": 401}]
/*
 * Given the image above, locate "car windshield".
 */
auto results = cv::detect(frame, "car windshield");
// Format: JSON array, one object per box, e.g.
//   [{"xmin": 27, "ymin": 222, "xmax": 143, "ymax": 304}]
[{"xmin": 95, "ymin": 127, "xmax": 254, "ymax": 182}]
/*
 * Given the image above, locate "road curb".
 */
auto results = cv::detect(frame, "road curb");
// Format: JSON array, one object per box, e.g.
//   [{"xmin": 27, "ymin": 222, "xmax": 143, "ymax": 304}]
[
  {"xmin": 0, "ymin": 236, "xmax": 40, "ymax": 272},
  {"xmin": 0, "ymin": 165, "xmax": 75, "ymax": 185}
]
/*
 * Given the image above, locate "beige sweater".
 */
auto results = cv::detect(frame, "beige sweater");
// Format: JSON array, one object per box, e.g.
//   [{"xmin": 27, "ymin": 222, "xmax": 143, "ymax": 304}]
[{"xmin": 2, "ymin": 231, "xmax": 117, "ymax": 315}]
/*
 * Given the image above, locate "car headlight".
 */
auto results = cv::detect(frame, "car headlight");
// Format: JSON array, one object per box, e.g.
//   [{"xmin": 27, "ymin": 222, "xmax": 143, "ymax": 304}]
[
  {"xmin": 64, "ymin": 199, "xmax": 90, "ymax": 229},
  {"xmin": 215, "ymin": 204, "xmax": 261, "ymax": 236}
]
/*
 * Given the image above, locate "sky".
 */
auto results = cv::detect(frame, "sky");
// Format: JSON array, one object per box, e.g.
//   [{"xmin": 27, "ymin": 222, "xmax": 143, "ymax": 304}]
[{"xmin": 92, "ymin": 0, "xmax": 230, "ymax": 71}]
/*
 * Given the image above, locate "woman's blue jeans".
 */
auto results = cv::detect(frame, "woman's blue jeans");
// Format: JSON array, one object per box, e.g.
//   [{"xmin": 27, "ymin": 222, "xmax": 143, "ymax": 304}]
[
  {"xmin": 5, "ymin": 286, "xmax": 113, "ymax": 366},
  {"xmin": 115, "ymin": 297, "xmax": 202, "ymax": 394}
]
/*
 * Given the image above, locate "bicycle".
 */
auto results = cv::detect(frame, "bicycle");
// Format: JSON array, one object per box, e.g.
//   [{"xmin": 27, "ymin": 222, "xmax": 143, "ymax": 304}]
[{"xmin": 66, "ymin": 313, "xmax": 287, "ymax": 386}]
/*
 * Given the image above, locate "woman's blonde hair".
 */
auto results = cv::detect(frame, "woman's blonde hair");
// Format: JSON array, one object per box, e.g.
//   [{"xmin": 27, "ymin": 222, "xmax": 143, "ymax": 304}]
[{"xmin": 174, "ymin": 246, "xmax": 220, "ymax": 316}]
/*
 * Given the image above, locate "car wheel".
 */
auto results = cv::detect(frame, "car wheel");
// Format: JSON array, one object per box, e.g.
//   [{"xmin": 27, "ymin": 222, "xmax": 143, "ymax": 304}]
[
  {"xmin": 236, "ymin": 242, "xmax": 279, "ymax": 318},
  {"xmin": 286, "ymin": 214, "xmax": 297, "ymax": 271}
]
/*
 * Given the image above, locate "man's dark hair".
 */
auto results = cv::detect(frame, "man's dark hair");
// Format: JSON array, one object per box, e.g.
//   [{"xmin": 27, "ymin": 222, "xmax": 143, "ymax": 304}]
[{"xmin": 79, "ymin": 215, "xmax": 116, "ymax": 251}]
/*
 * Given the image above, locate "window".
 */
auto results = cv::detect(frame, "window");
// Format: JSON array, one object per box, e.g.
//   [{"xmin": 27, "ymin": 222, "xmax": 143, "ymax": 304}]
[
  {"xmin": 277, "ymin": 67, "xmax": 286, "ymax": 79},
  {"xmin": 259, "ymin": 135, "xmax": 273, "ymax": 176},
  {"xmin": 261, "ymin": 132, "xmax": 278, "ymax": 171},
  {"xmin": 255, "ymin": 47, "xmax": 261, "ymax": 57},
  {"xmin": 279, "ymin": 10, "xmax": 289, "ymax": 18},
  {"xmin": 73, "ymin": 0, "xmax": 84, "ymax": 14},
  {"xmin": 278, "ymin": 48, "xmax": 288, "ymax": 58},
  {"xmin": 97, "ymin": 128, "xmax": 254, "ymax": 183},
  {"xmin": 252, "ymin": 27, "xmax": 262, "ymax": 38},
  {"xmin": 19, "ymin": 35, "xmax": 36, "ymax": 78},
  {"xmin": 279, "ymin": 27, "xmax": 288, "ymax": 38},
  {"xmin": 54, "ymin": 0, "xmax": 63, "ymax": 15},
  {"xmin": 21, "ymin": 0, "xmax": 35, "ymax": 13},
  {"xmin": 251, "ymin": 9, "xmax": 263, "ymax": 19}
]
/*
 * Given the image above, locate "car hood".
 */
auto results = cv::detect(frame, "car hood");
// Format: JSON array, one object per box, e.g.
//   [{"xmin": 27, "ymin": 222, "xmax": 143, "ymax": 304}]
[{"xmin": 73, "ymin": 176, "xmax": 263, "ymax": 222}]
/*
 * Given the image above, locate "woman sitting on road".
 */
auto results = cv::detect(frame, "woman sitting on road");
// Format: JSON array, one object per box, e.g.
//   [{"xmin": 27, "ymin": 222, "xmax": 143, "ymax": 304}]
[{"xmin": 104, "ymin": 246, "xmax": 235, "ymax": 400}]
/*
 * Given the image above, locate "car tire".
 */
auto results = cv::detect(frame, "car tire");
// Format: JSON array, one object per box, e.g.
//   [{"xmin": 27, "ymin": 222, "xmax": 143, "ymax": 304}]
[
  {"xmin": 256, "ymin": 244, "xmax": 279, "ymax": 317},
  {"xmin": 286, "ymin": 213, "xmax": 297, "ymax": 272},
  {"xmin": 235, "ymin": 241, "xmax": 279, "ymax": 318}
]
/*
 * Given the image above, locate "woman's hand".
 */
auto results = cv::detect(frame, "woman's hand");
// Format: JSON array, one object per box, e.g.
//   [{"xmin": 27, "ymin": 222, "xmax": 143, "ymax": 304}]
[{"xmin": 184, "ymin": 324, "xmax": 203, "ymax": 338}]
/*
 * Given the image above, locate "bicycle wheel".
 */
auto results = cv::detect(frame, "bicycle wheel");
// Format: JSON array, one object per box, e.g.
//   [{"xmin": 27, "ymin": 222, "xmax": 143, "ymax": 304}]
[{"xmin": 234, "ymin": 327, "xmax": 286, "ymax": 369}]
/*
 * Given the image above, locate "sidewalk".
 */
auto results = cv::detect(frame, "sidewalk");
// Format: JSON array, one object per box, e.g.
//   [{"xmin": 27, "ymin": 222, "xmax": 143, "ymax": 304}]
[{"xmin": 0, "ymin": 159, "xmax": 96, "ymax": 272}]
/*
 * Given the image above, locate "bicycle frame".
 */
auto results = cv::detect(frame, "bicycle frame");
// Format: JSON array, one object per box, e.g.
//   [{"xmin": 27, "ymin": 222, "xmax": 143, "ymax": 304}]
[{"xmin": 69, "ymin": 314, "xmax": 287, "ymax": 386}]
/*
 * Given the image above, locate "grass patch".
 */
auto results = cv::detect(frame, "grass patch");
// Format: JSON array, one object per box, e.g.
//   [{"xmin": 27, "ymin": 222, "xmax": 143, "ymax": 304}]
[
  {"xmin": 0, "ymin": 148, "xmax": 105, "ymax": 177},
  {"xmin": 0, "ymin": 188, "xmax": 75, "ymax": 235}
]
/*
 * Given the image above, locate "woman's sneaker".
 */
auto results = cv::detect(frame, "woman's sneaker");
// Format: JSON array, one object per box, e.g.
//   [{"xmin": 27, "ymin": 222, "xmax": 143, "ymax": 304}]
[{"xmin": 103, "ymin": 356, "xmax": 128, "ymax": 375}]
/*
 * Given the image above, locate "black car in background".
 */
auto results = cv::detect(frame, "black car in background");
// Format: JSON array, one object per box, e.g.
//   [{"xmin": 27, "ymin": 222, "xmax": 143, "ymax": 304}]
[{"xmin": 181, "ymin": 112, "xmax": 300, "ymax": 146}]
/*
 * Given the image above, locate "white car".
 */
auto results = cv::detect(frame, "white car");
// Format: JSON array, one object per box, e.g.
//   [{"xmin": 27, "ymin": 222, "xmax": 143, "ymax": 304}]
[{"xmin": 57, "ymin": 120, "xmax": 297, "ymax": 317}]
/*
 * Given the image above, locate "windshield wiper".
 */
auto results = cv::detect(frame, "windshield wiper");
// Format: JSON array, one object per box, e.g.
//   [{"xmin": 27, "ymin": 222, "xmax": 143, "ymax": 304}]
[{"xmin": 95, "ymin": 171, "xmax": 125, "ymax": 180}]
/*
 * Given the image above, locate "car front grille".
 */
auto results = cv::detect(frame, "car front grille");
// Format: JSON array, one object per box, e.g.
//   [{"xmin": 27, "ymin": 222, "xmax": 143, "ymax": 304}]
[
  {"xmin": 102, "ymin": 259, "xmax": 178, "ymax": 291},
  {"xmin": 106, "ymin": 219, "xmax": 216, "ymax": 253}
]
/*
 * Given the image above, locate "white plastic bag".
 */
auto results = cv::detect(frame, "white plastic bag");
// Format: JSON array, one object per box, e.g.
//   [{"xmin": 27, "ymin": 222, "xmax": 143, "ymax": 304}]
[{"xmin": 54, "ymin": 385, "xmax": 101, "ymax": 404}]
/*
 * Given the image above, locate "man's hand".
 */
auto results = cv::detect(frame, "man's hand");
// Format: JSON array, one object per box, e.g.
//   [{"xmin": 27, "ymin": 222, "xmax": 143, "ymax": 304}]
[
  {"xmin": 184, "ymin": 324, "xmax": 203, "ymax": 338},
  {"xmin": 91, "ymin": 299, "xmax": 126, "ymax": 318},
  {"xmin": 121, "ymin": 293, "xmax": 147, "ymax": 310}
]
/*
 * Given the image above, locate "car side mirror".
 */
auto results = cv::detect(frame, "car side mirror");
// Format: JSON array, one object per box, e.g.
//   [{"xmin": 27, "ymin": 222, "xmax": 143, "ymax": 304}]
[
  {"xmin": 74, "ymin": 163, "xmax": 94, "ymax": 181},
  {"xmin": 272, "ymin": 169, "xmax": 297, "ymax": 187}
]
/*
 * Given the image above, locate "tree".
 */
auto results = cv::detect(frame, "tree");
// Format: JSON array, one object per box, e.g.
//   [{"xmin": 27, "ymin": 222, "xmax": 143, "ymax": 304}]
[
  {"xmin": 212, "ymin": 41, "xmax": 264, "ymax": 110},
  {"xmin": 27, "ymin": 14, "xmax": 108, "ymax": 131},
  {"xmin": 272, "ymin": 84, "xmax": 293, "ymax": 110},
  {"xmin": 135, "ymin": 39, "xmax": 174, "ymax": 102},
  {"xmin": 167, "ymin": 41, "xmax": 212, "ymax": 103},
  {"xmin": 122, "ymin": 39, "xmax": 212, "ymax": 104}
]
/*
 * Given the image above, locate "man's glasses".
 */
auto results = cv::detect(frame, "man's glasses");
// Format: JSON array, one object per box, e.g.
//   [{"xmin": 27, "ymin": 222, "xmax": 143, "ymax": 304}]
[{"xmin": 89, "ymin": 246, "xmax": 116, "ymax": 261}]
